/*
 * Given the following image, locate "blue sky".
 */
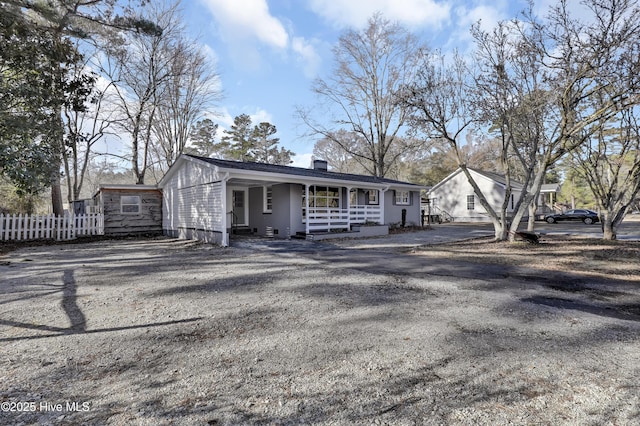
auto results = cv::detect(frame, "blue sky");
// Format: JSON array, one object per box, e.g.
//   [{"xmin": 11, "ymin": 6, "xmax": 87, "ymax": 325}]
[{"xmin": 181, "ymin": 0, "xmax": 544, "ymax": 167}]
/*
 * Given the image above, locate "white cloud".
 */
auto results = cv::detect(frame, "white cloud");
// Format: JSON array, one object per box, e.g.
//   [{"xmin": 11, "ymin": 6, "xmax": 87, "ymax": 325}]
[
  {"xmin": 292, "ymin": 37, "xmax": 322, "ymax": 78},
  {"xmin": 201, "ymin": 43, "xmax": 220, "ymax": 65},
  {"xmin": 307, "ymin": 0, "xmax": 451, "ymax": 29},
  {"xmin": 455, "ymin": 3, "xmax": 506, "ymax": 34},
  {"xmin": 200, "ymin": 0, "xmax": 288, "ymax": 48},
  {"xmin": 211, "ymin": 107, "xmax": 234, "ymax": 136},
  {"xmin": 291, "ymin": 152, "xmax": 313, "ymax": 168},
  {"xmin": 199, "ymin": 0, "xmax": 321, "ymax": 77},
  {"xmin": 214, "ymin": 107, "xmax": 273, "ymax": 132},
  {"xmin": 249, "ymin": 108, "xmax": 273, "ymax": 125},
  {"xmin": 443, "ymin": 3, "xmax": 505, "ymax": 49}
]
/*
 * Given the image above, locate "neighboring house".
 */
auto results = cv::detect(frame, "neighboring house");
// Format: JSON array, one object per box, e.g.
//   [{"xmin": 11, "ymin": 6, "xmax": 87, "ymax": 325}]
[
  {"xmin": 159, "ymin": 155, "xmax": 423, "ymax": 246},
  {"xmin": 93, "ymin": 185, "xmax": 163, "ymax": 236},
  {"xmin": 427, "ymin": 168, "xmax": 561, "ymax": 222},
  {"xmin": 538, "ymin": 183, "xmax": 562, "ymax": 218}
]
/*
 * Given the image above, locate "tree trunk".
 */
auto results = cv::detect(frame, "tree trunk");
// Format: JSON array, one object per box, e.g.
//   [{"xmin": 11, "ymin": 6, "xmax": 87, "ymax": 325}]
[
  {"xmin": 50, "ymin": 168, "xmax": 64, "ymax": 216},
  {"xmin": 494, "ymin": 222, "xmax": 507, "ymax": 240},
  {"xmin": 601, "ymin": 214, "xmax": 617, "ymax": 240},
  {"xmin": 527, "ymin": 195, "xmax": 538, "ymax": 232}
]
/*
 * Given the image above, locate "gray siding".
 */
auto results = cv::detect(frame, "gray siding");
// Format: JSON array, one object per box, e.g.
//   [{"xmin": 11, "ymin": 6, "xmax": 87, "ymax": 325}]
[
  {"xmin": 384, "ymin": 190, "xmax": 421, "ymax": 226},
  {"xmin": 288, "ymin": 184, "xmax": 304, "ymax": 235},
  {"xmin": 270, "ymin": 184, "xmax": 293, "ymax": 238},
  {"xmin": 248, "ymin": 184, "xmax": 302, "ymax": 238}
]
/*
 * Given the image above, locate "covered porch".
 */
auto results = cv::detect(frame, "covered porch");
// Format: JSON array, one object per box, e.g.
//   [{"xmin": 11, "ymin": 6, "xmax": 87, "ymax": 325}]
[{"xmin": 224, "ymin": 179, "xmax": 388, "ymax": 242}]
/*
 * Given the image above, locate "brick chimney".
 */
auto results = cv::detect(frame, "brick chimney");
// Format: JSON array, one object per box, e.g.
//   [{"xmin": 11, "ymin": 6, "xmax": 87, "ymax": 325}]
[{"xmin": 313, "ymin": 159, "xmax": 328, "ymax": 171}]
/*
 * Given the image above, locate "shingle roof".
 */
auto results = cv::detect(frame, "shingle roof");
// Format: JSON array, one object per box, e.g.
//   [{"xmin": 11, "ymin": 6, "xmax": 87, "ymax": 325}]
[
  {"xmin": 469, "ymin": 168, "xmax": 524, "ymax": 190},
  {"xmin": 186, "ymin": 155, "xmax": 422, "ymax": 188}
]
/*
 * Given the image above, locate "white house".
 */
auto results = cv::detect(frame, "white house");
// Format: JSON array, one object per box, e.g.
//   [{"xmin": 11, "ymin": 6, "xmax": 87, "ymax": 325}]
[
  {"xmin": 159, "ymin": 155, "xmax": 424, "ymax": 246},
  {"xmin": 426, "ymin": 168, "xmax": 523, "ymax": 222},
  {"xmin": 427, "ymin": 168, "xmax": 561, "ymax": 222}
]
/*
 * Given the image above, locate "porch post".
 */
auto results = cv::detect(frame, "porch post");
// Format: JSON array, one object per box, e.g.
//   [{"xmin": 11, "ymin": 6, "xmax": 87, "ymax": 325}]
[
  {"xmin": 305, "ymin": 184, "xmax": 310, "ymax": 235},
  {"xmin": 379, "ymin": 188, "xmax": 385, "ymax": 225},
  {"xmin": 221, "ymin": 175, "xmax": 229, "ymax": 246},
  {"xmin": 346, "ymin": 187, "xmax": 351, "ymax": 229}
]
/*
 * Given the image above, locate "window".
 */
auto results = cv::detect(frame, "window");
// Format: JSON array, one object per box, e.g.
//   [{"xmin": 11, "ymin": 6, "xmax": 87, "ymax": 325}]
[
  {"xmin": 349, "ymin": 188, "xmax": 357, "ymax": 205},
  {"xmin": 368, "ymin": 190, "xmax": 378, "ymax": 205},
  {"xmin": 303, "ymin": 186, "xmax": 341, "ymax": 217},
  {"xmin": 466, "ymin": 195, "xmax": 475, "ymax": 210},
  {"xmin": 263, "ymin": 186, "xmax": 273, "ymax": 213},
  {"xmin": 395, "ymin": 190, "xmax": 410, "ymax": 205},
  {"xmin": 309, "ymin": 186, "xmax": 340, "ymax": 208},
  {"xmin": 121, "ymin": 195, "xmax": 141, "ymax": 214}
]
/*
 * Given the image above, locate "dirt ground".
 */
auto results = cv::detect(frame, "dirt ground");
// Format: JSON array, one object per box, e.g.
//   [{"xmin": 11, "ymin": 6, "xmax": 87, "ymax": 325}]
[
  {"xmin": 1, "ymin": 234, "xmax": 639, "ymax": 425},
  {"xmin": 415, "ymin": 234, "xmax": 640, "ymax": 282}
]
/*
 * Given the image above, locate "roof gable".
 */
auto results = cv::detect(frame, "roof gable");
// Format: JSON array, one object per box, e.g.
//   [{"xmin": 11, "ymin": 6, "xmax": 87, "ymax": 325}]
[{"xmin": 429, "ymin": 167, "xmax": 524, "ymax": 193}]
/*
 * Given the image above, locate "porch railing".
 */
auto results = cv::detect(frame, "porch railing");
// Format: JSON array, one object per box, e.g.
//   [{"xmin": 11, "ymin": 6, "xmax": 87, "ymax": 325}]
[
  {"xmin": 349, "ymin": 205, "xmax": 382, "ymax": 224},
  {"xmin": 305, "ymin": 205, "xmax": 381, "ymax": 232},
  {"xmin": 306, "ymin": 208, "xmax": 349, "ymax": 232}
]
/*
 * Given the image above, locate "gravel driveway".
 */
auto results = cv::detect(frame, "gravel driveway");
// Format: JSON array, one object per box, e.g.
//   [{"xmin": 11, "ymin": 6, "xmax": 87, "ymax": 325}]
[{"xmin": 1, "ymin": 235, "xmax": 639, "ymax": 425}]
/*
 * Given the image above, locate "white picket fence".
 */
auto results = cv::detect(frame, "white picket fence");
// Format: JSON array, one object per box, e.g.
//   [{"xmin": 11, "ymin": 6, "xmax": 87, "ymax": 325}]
[{"xmin": 0, "ymin": 213, "xmax": 104, "ymax": 241}]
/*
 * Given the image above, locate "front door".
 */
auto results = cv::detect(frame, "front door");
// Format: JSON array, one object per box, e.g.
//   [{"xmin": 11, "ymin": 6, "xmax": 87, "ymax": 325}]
[{"xmin": 232, "ymin": 190, "xmax": 246, "ymax": 226}]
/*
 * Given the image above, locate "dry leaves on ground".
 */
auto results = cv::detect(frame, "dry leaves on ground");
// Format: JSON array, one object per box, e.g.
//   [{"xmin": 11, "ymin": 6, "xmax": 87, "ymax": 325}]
[{"xmin": 415, "ymin": 235, "xmax": 640, "ymax": 282}]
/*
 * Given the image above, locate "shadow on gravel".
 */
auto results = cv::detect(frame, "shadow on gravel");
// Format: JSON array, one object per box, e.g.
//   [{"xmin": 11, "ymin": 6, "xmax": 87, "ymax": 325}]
[
  {"xmin": 301, "ymin": 281, "xmax": 439, "ymax": 307},
  {"xmin": 0, "ymin": 317, "xmax": 203, "ymax": 343},
  {"xmin": 523, "ymin": 296, "xmax": 640, "ymax": 322},
  {"xmin": 147, "ymin": 270, "xmax": 274, "ymax": 297},
  {"xmin": 62, "ymin": 269, "xmax": 86, "ymax": 333},
  {"xmin": 297, "ymin": 245, "xmax": 638, "ymax": 291},
  {"xmin": 194, "ymin": 330, "xmax": 639, "ymax": 425}
]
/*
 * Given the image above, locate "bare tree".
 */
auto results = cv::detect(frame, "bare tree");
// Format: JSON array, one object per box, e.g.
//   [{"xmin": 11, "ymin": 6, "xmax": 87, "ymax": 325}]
[
  {"xmin": 299, "ymin": 13, "xmax": 428, "ymax": 177},
  {"xmin": 151, "ymin": 33, "xmax": 222, "ymax": 175},
  {"xmin": 511, "ymin": 0, "xmax": 640, "ymax": 239},
  {"xmin": 312, "ymin": 131, "xmax": 367, "ymax": 174},
  {"xmin": 98, "ymin": 2, "xmax": 184, "ymax": 184},
  {"xmin": 62, "ymin": 52, "xmax": 117, "ymax": 202},
  {"xmin": 403, "ymin": 0, "xmax": 640, "ymax": 241},
  {"xmin": 401, "ymin": 49, "xmax": 496, "ymax": 223},
  {"xmin": 570, "ymin": 106, "xmax": 640, "ymax": 239},
  {"xmin": 469, "ymin": 18, "xmax": 552, "ymax": 239}
]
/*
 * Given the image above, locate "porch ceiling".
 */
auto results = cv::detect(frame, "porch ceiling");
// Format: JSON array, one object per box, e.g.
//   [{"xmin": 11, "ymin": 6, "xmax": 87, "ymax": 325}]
[{"xmin": 227, "ymin": 177, "xmax": 277, "ymax": 187}]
